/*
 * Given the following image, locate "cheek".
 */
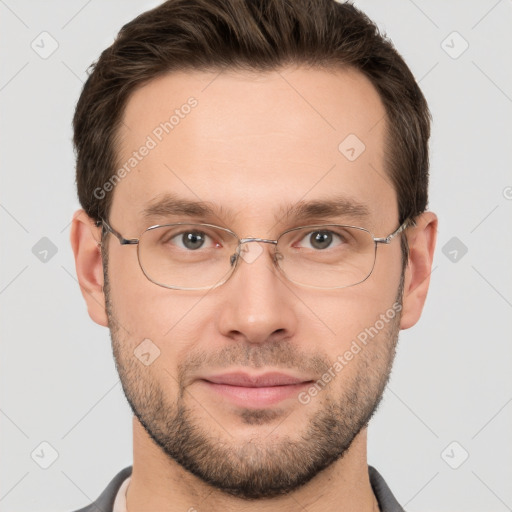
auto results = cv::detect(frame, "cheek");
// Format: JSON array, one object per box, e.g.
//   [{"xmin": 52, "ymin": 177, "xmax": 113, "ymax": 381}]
[
  {"xmin": 298, "ymin": 277, "xmax": 400, "ymax": 351},
  {"xmin": 292, "ymin": 285, "xmax": 400, "ymax": 388},
  {"xmin": 304, "ymin": 293, "xmax": 400, "ymax": 394},
  {"xmin": 107, "ymin": 258, "xmax": 213, "ymax": 369},
  {"xmin": 107, "ymin": 247, "xmax": 176, "ymax": 333}
]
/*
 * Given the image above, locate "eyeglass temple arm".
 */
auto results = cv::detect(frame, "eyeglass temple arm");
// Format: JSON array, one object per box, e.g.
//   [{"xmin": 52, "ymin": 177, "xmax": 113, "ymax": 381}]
[
  {"xmin": 373, "ymin": 218, "xmax": 414, "ymax": 245},
  {"xmin": 95, "ymin": 219, "xmax": 139, "ymax": 246}
]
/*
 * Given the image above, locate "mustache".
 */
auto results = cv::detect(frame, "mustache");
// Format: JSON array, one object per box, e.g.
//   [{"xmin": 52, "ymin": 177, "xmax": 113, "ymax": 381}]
[{"xmin": 177, "ymin": 339, "xmax": 332, "ymax": 381}]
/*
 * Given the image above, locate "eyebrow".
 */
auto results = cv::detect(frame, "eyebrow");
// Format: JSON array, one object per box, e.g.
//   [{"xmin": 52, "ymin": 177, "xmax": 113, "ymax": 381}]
[
  {"xmin": 277, "ymin": 196, "xmax": 371, "ymax": 224},
  {"xmin": 141, "ymin": 193, "xmax": 371, "ymax": 226},
  {"xmin": 141, "ymin": 194, "xmax": 236, "ymax": 225}
]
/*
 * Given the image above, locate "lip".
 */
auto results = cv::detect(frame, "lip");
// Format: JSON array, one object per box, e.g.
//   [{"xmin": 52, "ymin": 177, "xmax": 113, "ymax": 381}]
[
  {"xmin": 204, "ymin": 372, "xmax": 310, "ymax": 387},
  {"xmin": 199, "ymin": 372, "xmax": 314, "ymax": 408}
]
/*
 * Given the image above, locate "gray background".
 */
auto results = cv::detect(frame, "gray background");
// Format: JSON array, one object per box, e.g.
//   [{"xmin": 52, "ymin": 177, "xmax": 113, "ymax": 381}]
[{"xmin": 1, "ymin": 1, "xmax": 511, "ymax": 511}]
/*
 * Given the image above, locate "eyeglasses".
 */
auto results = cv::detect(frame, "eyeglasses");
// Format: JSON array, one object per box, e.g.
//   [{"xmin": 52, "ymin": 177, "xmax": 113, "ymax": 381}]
[{"xmin": 96, "ymin": 218, "xmax": 411, "ymax": 291}]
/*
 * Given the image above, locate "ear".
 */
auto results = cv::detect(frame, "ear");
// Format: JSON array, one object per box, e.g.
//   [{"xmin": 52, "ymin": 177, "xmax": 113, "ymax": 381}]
[
  {"xmin": 399, "ymin": 211, "xmax": 438, "ymax": 330},
  {"xmin": 70, "ymin": 209, "xmax": 108, "ymax": 327}
]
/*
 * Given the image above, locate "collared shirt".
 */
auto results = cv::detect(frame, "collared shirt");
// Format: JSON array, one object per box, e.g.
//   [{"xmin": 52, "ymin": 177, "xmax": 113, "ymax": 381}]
[{"xmin": 73, "ymin": 465, "xmax": 405, "ymax": 512}]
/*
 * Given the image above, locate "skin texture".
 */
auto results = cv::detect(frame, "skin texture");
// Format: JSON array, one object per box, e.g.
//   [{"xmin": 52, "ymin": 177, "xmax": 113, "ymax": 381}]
[{"xmin": 71, "ymin": 66, "xmax": 438, "ymax": 512}]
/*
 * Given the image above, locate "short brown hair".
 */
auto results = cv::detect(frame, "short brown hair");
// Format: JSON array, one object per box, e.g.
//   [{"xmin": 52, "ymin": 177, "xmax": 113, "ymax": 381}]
[{"xmin": 73, "ymin": 0, "xmax": 431, "ymax": 267}]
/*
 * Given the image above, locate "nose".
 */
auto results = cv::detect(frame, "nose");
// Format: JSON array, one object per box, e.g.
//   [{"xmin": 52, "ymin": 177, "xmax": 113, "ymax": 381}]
[{"xmin": 215, "ymin": 240, "xmax": 298, "ymax": 346}]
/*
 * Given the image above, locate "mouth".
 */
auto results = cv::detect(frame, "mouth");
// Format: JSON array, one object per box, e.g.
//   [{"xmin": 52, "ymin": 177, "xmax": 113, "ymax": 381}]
[{"xmin": 199, "ymin": 372, "xmax": 314, "ymax": 408}]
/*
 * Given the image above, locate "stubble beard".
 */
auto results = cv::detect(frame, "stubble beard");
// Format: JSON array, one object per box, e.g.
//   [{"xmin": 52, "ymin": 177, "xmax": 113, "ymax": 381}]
[{"xmin": 103, "ymin": 253, "xmax": 404, "ymax": 500}]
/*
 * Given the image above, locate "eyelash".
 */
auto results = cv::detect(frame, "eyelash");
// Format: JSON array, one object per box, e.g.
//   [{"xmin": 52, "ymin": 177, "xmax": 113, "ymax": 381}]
[{"xmin": 164, "ymin": 228, "xmax": 349, "ymax": 251}]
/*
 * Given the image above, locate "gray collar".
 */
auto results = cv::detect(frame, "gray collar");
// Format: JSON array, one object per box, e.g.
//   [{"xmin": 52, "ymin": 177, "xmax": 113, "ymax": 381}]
[{"xmin": 72, "ymin": 464, "xmax": 404, "ymax": 512}]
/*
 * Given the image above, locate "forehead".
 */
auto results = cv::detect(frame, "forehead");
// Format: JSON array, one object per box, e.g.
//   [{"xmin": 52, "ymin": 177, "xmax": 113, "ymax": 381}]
[{"xmin": 111, "ymin": 66, "xmax": 396, "ymax": 232}]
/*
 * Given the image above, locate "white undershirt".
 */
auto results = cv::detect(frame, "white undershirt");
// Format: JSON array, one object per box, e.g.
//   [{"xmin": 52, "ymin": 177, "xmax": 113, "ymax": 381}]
[{"xmin": 113, "ymin": 475, "xmax": 131, "ymax": 512}]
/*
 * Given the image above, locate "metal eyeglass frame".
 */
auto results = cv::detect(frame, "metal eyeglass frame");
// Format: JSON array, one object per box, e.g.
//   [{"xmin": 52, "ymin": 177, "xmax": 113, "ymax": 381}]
[{"xmin": 96, "ymin": 217, "xmax": 412, "ymax": 290}]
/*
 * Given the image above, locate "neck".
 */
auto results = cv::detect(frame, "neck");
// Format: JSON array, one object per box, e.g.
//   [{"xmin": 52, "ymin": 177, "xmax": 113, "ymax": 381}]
[{"xmin": 126, "ymin": 417, "xmax": 379, "ymax": 512}]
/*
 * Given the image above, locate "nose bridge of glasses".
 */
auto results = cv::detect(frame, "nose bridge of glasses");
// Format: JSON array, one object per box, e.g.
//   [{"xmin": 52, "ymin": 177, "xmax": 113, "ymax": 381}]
[
  {"xmin": 238, "ymin": 238, "xmax": 279, "ymax": 257},
  {"xmin": 231, "ymin": 237, "xmax": 279, "ymax": 267},
  {"xmin": 239, "ymin": 237, "xmax": 278, "ymax": 245}
]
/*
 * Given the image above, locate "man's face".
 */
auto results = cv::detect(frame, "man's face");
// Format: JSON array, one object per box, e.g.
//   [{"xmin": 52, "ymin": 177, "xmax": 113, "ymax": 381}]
[{"xmin": 104, "ymin": 67, "xmax": 404, "ymax": 498}]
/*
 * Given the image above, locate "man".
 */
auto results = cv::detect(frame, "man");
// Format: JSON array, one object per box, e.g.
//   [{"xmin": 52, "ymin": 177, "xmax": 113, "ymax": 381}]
[{"xmin": 70, "ymin": 0, "xmax": 437, "ymax": 510}]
